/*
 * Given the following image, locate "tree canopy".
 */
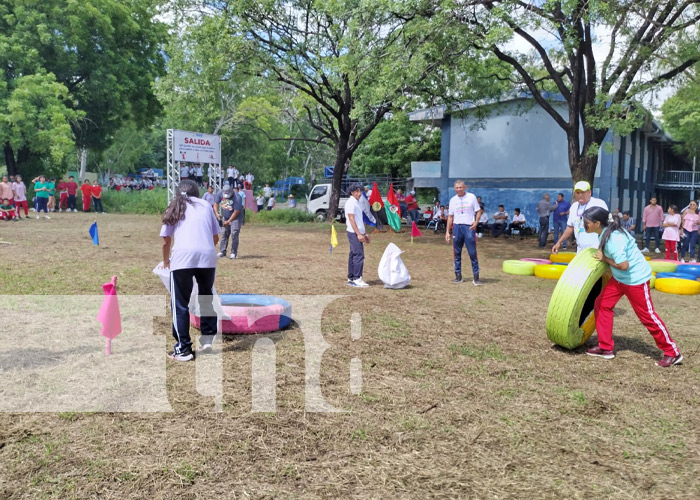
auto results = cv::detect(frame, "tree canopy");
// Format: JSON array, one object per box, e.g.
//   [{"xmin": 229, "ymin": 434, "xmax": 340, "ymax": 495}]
[{"xmin": 0, "ymin": 0, "xmax": 166, "ymax": 176}]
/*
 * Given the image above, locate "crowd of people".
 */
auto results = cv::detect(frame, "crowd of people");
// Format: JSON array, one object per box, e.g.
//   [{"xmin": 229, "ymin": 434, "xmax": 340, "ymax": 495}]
[{"xmin": 0, "ymin": 174, "xmax": 106, "ymax": 220}]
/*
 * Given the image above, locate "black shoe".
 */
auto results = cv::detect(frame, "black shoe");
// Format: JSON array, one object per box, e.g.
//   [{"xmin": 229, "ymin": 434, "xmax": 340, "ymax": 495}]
[
  {"xmin": 473, "ymin": 274, "xmax": 483, "ymax": 286},
  {"xmin": 452, "ymin": 273, "xmax": 462, "ymax": 283}
]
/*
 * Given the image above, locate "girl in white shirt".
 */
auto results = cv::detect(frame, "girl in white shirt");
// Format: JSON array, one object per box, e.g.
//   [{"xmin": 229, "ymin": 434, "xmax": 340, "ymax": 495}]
[{"xmin": 661, "ymin": 205, "xmax": 681, "ymax": 261}]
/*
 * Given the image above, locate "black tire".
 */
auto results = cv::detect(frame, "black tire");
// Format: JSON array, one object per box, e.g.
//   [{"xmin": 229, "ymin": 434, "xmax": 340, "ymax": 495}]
[{"xmin": 315, "ymin": 210, "xmax": 327, "ymax": 223}]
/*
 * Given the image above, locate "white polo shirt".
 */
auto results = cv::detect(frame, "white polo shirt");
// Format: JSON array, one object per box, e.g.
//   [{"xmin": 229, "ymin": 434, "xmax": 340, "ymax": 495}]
[
  {"xmin": 448, "ymin": 193, "xmax": 481, "ymax": 225},
  {"xmin": 567, "ymin": 197, "xmax": 609, "ymax": 252},
  {"xmin": 345, "ymin": 195, "xmax": 366, "ymax": 234}
]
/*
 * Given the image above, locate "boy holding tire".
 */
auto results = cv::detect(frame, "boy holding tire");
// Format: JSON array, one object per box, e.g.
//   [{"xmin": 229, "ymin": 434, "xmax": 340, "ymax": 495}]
[{"xmin": 583, "ymin": 207, "xmax": 682, "ymax": 368}]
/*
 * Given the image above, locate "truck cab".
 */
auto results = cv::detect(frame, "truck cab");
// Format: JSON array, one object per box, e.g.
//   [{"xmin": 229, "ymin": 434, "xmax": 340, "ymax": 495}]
[{"xmin": 306, "ymin": 183, "xmax": 348, "ymax": 222}]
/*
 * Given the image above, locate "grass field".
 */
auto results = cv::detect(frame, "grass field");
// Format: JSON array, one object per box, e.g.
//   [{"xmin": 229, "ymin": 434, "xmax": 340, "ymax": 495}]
[{"xmin": 1, "ymin": 213, "xmax": 699, "ymax": 499}]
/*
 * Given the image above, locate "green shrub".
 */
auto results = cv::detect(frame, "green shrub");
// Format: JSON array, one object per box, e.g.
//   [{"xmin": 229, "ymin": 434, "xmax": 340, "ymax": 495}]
[
  {"xmin": 248, "ymin": 208, "xmax": 314, "ymax": 224},
  {"xmin": 102, "ymin": 188, "xmax": 167, "ymax": 214}
]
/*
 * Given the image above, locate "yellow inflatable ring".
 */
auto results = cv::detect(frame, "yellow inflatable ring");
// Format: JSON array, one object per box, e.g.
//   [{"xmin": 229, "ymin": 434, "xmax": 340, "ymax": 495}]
[
  {"xmin": 654, "ymin": 278, "xmax": 700, "ymax": 295},
  {"xmin": 649, "ymin": 260, "xmax": 678, "ymax": 273},
  {"xmin": 650, "ymin": 274, "xmax": 656, "ymax": 289},
  {"xmin": 502, "ymin": 260, "xmax": 537, "ymax": 276},
  {"xmin": 534, "ymin": 264, "xmax": 566, "ymax": 280},
  {"xmin": 550, "ymin": 252, "xmax": 576, "ymax": 264}
]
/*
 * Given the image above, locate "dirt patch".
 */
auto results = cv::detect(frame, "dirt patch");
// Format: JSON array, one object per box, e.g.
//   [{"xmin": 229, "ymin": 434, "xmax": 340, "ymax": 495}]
[{"xmin": 1, "ymin": 214, "xmax": 699, "ymax": 499}]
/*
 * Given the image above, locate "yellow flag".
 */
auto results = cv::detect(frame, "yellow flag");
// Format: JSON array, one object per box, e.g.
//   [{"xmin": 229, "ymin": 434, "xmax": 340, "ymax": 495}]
[{"xmin": 330, "ymin": 224, "xmax": 338, "ymax": 253}]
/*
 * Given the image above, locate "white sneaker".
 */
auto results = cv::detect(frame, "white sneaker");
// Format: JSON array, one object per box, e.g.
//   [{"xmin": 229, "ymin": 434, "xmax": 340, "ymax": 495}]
[
  {"xmin": 680, "ymin": 258, "xmax": 685, "ymax": 263},
  {"xmin": 353, "ymin": 278, "xmax": 369, "ymax": 288},
  {"xmin": 691, "ymin": 259, "xmax": 697, "ymax": 263},
  {"xmin": 655, "ymin": 248, "xmax": 660, "ymax": 254},
  {"xmin": 36, "ymin": 215, "xmax": 40, "ymax": 219},
  {"xmin": 230, "ymin": 253, "xmax": 237, "ymax": 259},
  {"xmin": 59, "ymin": 209, "xmax": 62, "ymax": 213},
  {"xmin": 641, "ymin": 248, "xmax": 649, "ymax": 253},
  {"xmin": 477, "ymin": 233, "xmax": 482, "ymax": 238},
  {"xmin": 217, "ymin": 252, "xmax": 225, "ymax": 258},
  {"xmin": 44, "ymin": 215, "xmax": 51, "ymax": 219}
]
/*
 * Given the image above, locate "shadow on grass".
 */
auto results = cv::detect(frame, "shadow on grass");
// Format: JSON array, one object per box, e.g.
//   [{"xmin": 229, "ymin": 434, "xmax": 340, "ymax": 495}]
[
  {"xmin": 220, "ymin": 321, "xmax": 296, "ymax": 352},
  {"xmin": 550, "ymin": 334, "xmax": 662, "ymax": 359}
]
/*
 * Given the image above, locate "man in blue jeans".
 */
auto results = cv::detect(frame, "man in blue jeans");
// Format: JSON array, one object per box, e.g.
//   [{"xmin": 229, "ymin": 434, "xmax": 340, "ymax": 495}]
[
  {"xmin": 445, "ymin": 180, "xmax": 483, "ymax": 285},
  {"xmin": 552, "ymin": 193, "xmax": 571, "ymax": 249},
  {"xmin": 536, "ymin": 193, "xmax": 558, "ymax": 248}
]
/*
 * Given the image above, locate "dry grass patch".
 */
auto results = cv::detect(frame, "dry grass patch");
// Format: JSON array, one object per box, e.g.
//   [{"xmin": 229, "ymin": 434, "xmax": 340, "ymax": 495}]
[{"xmin": 0, "ymin": 214, "xmax": 699, "ymax": 499}]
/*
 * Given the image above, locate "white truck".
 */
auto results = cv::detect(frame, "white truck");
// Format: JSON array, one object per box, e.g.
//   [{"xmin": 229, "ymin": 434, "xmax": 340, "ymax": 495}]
[{"xmin": 306, "ymin": 183, "xmax": 348, "ymax": 222}]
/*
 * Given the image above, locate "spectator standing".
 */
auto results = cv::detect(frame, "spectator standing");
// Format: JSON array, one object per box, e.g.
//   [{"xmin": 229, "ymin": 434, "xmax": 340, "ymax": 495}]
[
  {"xmin": 536, "ymin": 193, "xmax": 558, "ymax": 248},
  {"xmin": 92, "ymin": 180, "xmax": 105, "ymax": 213},
  {"xmin": 256, "ymin": 193, "xmax": 265, "ymax": 212},
  {"xmin": 160, "ymin": 179, "xmax": 220, "ymax": 361},
  {"xmin": 226, "ymin": 165, "xmax": 235, "ymax": 186},
  {"xmin": 80, "ymin": 180, "xmax": 93, "ymax": 212},
  {"xmin": 65, "ymin": 176, "xmax": 78, "ymax": 212},
  {"xmin": 680, "ymin": 201, "xmax": 699, "ymax": 263},
  {"xmin": 345, "ymin": 182, "xmax": 373, "ymax": 287},
  {"xmin": 491, "ymin": 205, "xmax": 508, "ymax": 238},
  {"xmin": 32, "ymin": 175, "xmax": 51, "ymax": 219},
  {"xmin": 661, "ymin": 205, "xmax": 681, "ymax": 261},
  {"xmin": 57, "ymin": 177, "xmax": 68, "ymax": 212},
  {"xmin": 46, "ymin": 178, "xmax": 56, "ymax": 212},
  {"xmin": 0, "ymin": 176, "xmax": 15, "ymax": 217},
  {"xmin": 552, "ymin": 181, "xmax": 608, "ymax": 254},
  {"xmin": 642, "ymin": 197, "xmax": 664, "ymax": 253},
  {"xmin": 395, "ymin": 189, "xmax": 407, "ymax": 218},
  {"xmin": 180, "ymin": 164, "xmax": 190, "ymax": 181},
  {"xmin": 267, "ymin": 195, "xmax": 275, "ymax": 211},
  {"xmin": 263, "ymin": 184, "xmax": 272, "ymax": 199},
  {"xmin": 202, "ymin": 185, "xmax": 216, "ymax": 207},
  {"xmin": 552, "ymin": 193, "xmax": 571, "ymax": 250},
  {"xmin": 508, "ymin": 208, "xmax": 526, "ymax": 239},
  {"xmin": 245, "ymin": 171, "xmax": 254, "ymax": 190},
  {"xmin": 12, "ymin": 175, "xmax": 28, "ymax": 218},
  {"xmin": 405, "ymin": 190, "xmax": 420, "ymax": 223},
  {"xmin": 445, "ymin": 180, "xmax": 483, "ymax": 285},
  {"xmin": 216, "ymin": 184, "xmax": 244, "ymax": 259},
  {"xmin": 288, "ymin": 194, "xmax": 296, "ymax": 208}
]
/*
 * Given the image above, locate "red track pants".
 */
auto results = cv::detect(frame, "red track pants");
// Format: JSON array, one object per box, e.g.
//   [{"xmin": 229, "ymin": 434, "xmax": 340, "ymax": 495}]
[
  {"xmin": 594, "ymin": 277, "xmax": 679, "ymax": 356},
  {"xmin": 664, "ymin": 240, "xmax": 678, "ymax": 261}
]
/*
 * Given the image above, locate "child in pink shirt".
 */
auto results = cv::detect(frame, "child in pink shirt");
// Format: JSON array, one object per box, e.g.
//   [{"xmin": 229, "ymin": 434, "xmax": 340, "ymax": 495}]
[
  {"xmin": 680, "ymin": 201, "xmax": 699, "ymax": 262},
  {"xmin": 662, "ymin": 205, "xmax": 681, "ymax": 261}
]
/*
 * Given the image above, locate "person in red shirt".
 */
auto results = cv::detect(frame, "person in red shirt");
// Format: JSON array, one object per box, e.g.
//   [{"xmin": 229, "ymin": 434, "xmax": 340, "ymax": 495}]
[
  {"xmin": 405, "ymin": 190, "xmax": 420, "ymax": 223},
  {"xmin": 80, "ymin": 180, "xmax": 93, "ymax": 212},
  {"xmin": 65, "ymin": 176, "xmax": 79, "ymax": 212},
  {"xmin": 56, "ymin": 177, "xmax": 68, "ymax": 212},
  {"xmin": 91, "ymin": 180, "xmax": 105, "ymax": 213}
]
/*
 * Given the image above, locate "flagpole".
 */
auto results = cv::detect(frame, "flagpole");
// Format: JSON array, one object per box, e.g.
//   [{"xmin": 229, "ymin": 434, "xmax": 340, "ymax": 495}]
[{"xmin": 95, "ymin": 220, "xmax": 98, "ymax": 246}]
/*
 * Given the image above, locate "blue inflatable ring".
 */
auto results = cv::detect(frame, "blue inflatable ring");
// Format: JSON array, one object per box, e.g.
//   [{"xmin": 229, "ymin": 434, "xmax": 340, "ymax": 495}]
[
  {"xmin": 190, "ymin": 294, "xmax": 292, "ymax": 334},
  {"xmin": 655, "ymin": 272, "xmax": 698, "ymax": 281},
  {"xmin": 676, "ymin": 264, "xmax": 700, "ymax": 278}
]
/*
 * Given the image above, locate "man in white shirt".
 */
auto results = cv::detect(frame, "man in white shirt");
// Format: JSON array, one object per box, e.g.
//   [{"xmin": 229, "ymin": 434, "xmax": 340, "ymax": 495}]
[
  {"xmin": 508, "ymin": 208, "xmax": 527, "ymax": 239},
  {"xmin": 346, "ymin": 182, "xmax": 375, "ymax": 287},
  {"xmin": 445, "ymin": 179, "xmax": 483, "ymax": 285},
  {"xmin": 227, "ymin": 165, "xmax": 235, "ymax": 185},
  {"xmin": 180, "ymin": 164, "xmax": 190, "ymax": 180},
  {"xmin": 552, "ymin": 180, "xmax": 609, "ymax": 253},
  {"xmin": 491, "ymin": 205, "xmax": 509, "ymax": 238},
  {"xmin": 263, "ymin": 184, "xmax": 272, "ymax": 198},
  {"xmin": 245, "ymin": 171, "xmax": 254, "ymax": 190}
]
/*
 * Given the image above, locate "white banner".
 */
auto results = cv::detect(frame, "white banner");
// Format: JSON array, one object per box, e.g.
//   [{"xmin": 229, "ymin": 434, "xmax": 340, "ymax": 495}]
[{"xmin": 173, "ymin": 130, "xmax": 221, "ymax": 164}]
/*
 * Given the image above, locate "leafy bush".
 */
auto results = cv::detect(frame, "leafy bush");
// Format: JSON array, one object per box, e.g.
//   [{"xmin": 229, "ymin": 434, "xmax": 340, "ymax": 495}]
[
  {"xmin": 247, "ymin": 208, "xmax": 314, "ymax": 224},
  {"xmin": 102, "ymin": 188, "xmax": 167, "ymax": 214}
]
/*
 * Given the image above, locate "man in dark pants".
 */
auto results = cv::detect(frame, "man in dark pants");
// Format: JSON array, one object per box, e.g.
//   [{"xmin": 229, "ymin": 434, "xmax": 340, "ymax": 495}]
[
  {"xmin": 446, "ymin": 180, "xmax": 483, "ymax": 285},
  {"xmin": 536, "ymin": 193, "xmax": 558, "ymax": 248},
  {"xmin": 345, "ymin": 182, "xmax": 374, "ymax": 287},
  {"xmin": 215, "ymin": 184, "xmax": 244, "ymax": 259}
]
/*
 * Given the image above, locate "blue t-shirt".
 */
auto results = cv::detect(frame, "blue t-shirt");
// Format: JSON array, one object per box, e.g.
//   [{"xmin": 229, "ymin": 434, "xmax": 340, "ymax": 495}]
[
  {"xmin": 600, "ymin": 228, "xmax": 652, "ymax": 285},
  {"xmin": 553, "ymin": 200, "xmax": 571, "ymax": 222}
]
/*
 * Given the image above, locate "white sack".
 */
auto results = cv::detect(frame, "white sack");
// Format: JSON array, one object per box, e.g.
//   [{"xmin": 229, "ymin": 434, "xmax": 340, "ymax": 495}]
[
  {"xmin": 153, "ymin": 262, "xmax": 229, "ymax": 320},
  {"xmin": 378, "ymin": 243, "xmax": 411, "ymax": 289}
]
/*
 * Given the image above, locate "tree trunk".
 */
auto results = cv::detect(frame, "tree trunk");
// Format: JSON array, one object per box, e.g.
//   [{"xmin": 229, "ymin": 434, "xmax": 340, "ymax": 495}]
[
  {"xmin": 79, "ymin": 148, "xmax": 87, "ymax": 181},
  {"xmin": 327, "ymin": 151, "xmax": 350, "ymax": 221},
  {"xmin": 4, "ymin": 143, "xmax": 17, "ymax": 176}
]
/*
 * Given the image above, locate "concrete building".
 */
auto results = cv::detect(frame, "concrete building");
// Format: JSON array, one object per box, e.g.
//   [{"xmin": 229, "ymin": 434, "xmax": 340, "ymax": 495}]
[{"xmin": 409, "ymin": 94, "xmax": 693, "ymax": 229}]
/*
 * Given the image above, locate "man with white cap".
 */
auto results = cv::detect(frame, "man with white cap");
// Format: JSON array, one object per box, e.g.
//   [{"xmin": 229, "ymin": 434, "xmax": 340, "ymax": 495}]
[{"xmin": 552, "ymin": 181, "xmax": 608, "ymax": 253}]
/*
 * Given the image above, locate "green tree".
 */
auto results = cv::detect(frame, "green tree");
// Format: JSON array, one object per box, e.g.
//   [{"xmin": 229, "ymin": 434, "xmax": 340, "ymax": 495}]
[
  {"xmin": 0, "ymin": 0, "xmax": 166, "ymax": 176},
  {"xmin": 226, "ymin": 0, "xmax": 461, "ymax": 220},
  {"xmin": 446, "ymin": 0, "xmax": 700, "ymax": 187},
  {"xmin": 662, "ymin": 68, "xmax": 700, "ymax": 158},
  {"xmin": 352, "ymin": 112, "xmax": 441, "ymax": 178}
]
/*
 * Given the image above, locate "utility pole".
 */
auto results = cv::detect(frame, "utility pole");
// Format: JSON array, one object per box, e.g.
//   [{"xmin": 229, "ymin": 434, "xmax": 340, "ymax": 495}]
[{"xmin": 692, "ymin": 155, "xmax": 697, "ymax": 202}]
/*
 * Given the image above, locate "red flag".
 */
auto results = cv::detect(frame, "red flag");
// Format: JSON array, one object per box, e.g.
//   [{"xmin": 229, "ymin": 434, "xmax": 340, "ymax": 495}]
[
  {"xmin": 411, "ymin": 221, "xmax": 422, "ymax": 237},
  {"xmin": 386, "ymin": 183, "xmax": 399, "ymax": 209},
  {"xmin": 368, "ymin": 182, "xmax": 384, "ymax": 211}
]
